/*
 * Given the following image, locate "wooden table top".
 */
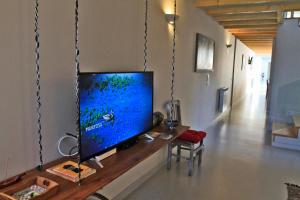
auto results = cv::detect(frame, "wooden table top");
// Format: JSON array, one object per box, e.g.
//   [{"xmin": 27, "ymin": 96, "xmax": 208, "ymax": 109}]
[{"xmin": 0, "ymin": 125, "xmax": 189, "ymax": 200}]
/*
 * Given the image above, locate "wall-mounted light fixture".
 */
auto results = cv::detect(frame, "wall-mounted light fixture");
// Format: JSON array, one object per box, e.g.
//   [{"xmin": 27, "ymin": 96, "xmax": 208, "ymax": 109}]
[
  {"xmin": 226, "ymin": 44, "xmax": 232, "ymax": 48},
  {"xmin": 165, "ymin": 14, "xmax": 179, "ymax": 25}
]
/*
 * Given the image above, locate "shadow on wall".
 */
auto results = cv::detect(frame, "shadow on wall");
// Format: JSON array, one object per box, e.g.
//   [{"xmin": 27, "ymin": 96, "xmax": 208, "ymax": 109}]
[{"xmin": 277, "ymin": 79, "xmax": 300, "ymax": 123}]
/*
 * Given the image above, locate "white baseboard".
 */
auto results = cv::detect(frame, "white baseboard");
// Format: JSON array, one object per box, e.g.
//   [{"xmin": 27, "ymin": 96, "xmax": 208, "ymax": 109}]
[
  {"xmin": 89, "ymin": 147, "xmax": 167, "ymax": 200},
  {"xmin": 272, "ymin": 136, "xmax": 300, "ymax": 151},
  {"xmin": 210, "ymin": 107, "xmax": 231, "ymax": 127},
  {"xmin": 231, "ymin": 95, "xmax": 246, "ymax": 108},
  {"xmin": 112, "ymin": 162, "xmax": 165, "ymax": 200},
  {"xmin": 272, "ymin": 142, "xmax": 300, "ymax": 151}
]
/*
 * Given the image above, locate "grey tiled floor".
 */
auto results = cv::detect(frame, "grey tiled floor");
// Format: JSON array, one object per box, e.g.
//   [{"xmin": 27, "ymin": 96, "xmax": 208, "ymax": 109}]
[{"xmin": 124, "ymin": 93, "xmax": 300, "ymax": 200}]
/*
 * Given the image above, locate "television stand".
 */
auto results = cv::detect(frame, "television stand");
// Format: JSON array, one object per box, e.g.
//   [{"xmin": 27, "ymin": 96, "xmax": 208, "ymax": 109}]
[
  {"xmin": 88, "ymin": 148, "xmax": 117, "ymax": 168},
  {"xmin": 91, "ymin": 157, "xmax": 104, "ymax": 168}
]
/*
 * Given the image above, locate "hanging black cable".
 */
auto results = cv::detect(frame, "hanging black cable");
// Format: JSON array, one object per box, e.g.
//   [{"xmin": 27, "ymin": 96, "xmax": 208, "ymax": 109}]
[
  {"xmin": 143, "ymin": 0, "xmax": 149, "ymax": 71},
  {"xmin": 34, "ymin": 0, "xmax": 44, "ymax": 170},
  {"xmin": 170, "ymin": 0, "xmax": 177, "ymax": 128},
  {"xmin": 74, "ymin": 0, "xmax": 81, "ymax": 185}
]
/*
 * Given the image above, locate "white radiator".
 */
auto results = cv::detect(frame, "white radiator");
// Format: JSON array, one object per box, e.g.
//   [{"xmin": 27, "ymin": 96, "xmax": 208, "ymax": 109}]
[{"xmin": 218, "ymin": 87, "xmax": 229, "ymax": 113}]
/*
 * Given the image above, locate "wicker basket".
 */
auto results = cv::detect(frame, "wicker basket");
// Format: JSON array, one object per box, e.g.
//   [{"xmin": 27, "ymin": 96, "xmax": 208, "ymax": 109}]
[{"xmin": 0, "ymin": 176, "xmax": 58, "ymax": 200}]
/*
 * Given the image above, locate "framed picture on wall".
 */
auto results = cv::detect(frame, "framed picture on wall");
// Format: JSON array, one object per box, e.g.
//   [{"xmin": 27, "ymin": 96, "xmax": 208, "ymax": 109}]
[{"xmin": 194, "ymin": 33, "xmax": 215, "ymax": 72}]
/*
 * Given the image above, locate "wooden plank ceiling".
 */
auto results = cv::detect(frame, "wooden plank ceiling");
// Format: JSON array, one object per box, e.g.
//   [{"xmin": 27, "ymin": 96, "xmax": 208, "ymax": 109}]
[{"xmin": 195, "ymin": 0, "xmax": 300, "ymax": 55}]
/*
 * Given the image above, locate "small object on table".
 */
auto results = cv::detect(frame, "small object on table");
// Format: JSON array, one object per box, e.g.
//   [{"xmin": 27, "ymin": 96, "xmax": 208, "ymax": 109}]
[
  {"xmin": 149, "ymin": 131, "xmax": 161, "ymax": 138},
  {"xmin": 13, "ymin": 184, "xmax": 46, "ymax": 200},
  {"xmin": 0, "ymin": 176, "xmax": 59, "ymax": 200},
  {"xmin": 165, "ymin": 100, "xmax": 181, "ymax": 128},
  {"xmin": 153, "ymin": 112, "xmax": 164, "ymax": 127},
  {"xmin": 46, "ymin": 161, "xmax": 96, "ymax": 182},
  {"xmin": 143, "ymin": 134, "xmax": 154, "ymax": 141},
  {"xmin": 159, "ymin": 133, "xmax": 173, "ymax": 140}
]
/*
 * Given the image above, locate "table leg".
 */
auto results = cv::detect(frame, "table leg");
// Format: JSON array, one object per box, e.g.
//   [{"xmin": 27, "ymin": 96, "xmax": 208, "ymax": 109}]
[
  {"xmin": 188, "ymin": 144, "xmax": 194, "ymax": 176},
  {"xmin": 167, "ymin": 142, "xmax": 172, "ymax": 170},
  {"xmin": 176, "ymin": 144, "xmax": 181, "ymax": 163},
  {"xmin": 198, "ymin": 141, "xmax": 204, "ymax": 167}
]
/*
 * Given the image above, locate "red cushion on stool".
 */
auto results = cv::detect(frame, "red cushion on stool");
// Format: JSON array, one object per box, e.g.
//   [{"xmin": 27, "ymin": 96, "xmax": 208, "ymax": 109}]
[{"xmin": 178, "ymin": 130, "xmax": 207, "ymax": 143}]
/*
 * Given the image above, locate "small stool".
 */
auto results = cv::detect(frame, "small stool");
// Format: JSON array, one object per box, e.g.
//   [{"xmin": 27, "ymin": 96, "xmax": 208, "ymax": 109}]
[{"xmin": 167, "ymin": 130, "xmax": 206, "ymax": 176}]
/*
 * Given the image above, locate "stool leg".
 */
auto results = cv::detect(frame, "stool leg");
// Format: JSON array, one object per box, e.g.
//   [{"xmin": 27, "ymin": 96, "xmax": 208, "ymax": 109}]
[
  {"xmin": 167, "ymin": 142, "xmax": 172, "ymax": 170},
  {"xmin": 198, "ymin": 148, "xmax": 203, "ymax": 167},
  {"xmin": 176, "ymin": 144, "xmax": 181, "ymax": 163},
  {"xmin": 188, "ymin": 144, "xmax": 194, "ymax": 176},
  {"xmin": 198, "ymin": 141, "xmax": 204, "ymax": 167}
]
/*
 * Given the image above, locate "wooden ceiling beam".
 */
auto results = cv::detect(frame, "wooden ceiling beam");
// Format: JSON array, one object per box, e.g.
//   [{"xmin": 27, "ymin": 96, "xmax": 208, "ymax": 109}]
[
  {"xmin": 248, "ymin": 47, "xmax": 272, "ymax": 55},
  {"xmin": 227, "ymin": 27, "xmax": 277, "ymax": 31},
  {"xmin": 277, "ymin": 10, "xmax": 284, "ymax": 23},
  {"xmin": 224, "ymin": 24, "xmax": 278, "ymax": 29},
  {"xmin": 240, "ymin": 40, "xmax": 274, "ymax": 43},
  {"xmin": 235, "ymin": 36, "xmax": 276, "ymax": 40},
  {"xmin": 195, "ymin": 0, "xmax": 289, "ymax": 55},
  {"xmin": 243, "ymin": 46, "xmax": 272, "ymax": 51},
  {"xmin": 242, "ymin": 42, "xmax": 273, "ymax": 45},
  {"xmin": 233, "ymin": 32, "xmax": 276, "ymax": 37},
  {"xmin": 244, "ymin": 42, "xmax": 273, "ymax": 45},
  {"xmin": 241, "ymin": 41, "xmax": 273, "ymax": 44},
  {"xmin": 238, "ymin": 36, "xmax": 274, "ymax": 41},
  {"xmin": 220, "ymin": 19, "xmax": 278, "ymax": 26},
  {"xmin": 213, "ymin": 12, "xmax": 277, "ymax": 21},
  {"xmin": 196, "ymin": 0, "xmax": 299, "ymax": 8},
  {"xmin": 243, "ymin": 46, "xmax": 272, "ymax": 50},
  {"xmin": 205, "ymin": 2, "xmax": 300, "ymax": 15},
  {"xmin": 243, "ymin": 41, "xmax": 273, "ymax": 46},
  {"xmin": 228, "ymin": 29, "xmax": 277, "ymax": 34},
  {"xmin": 243, "ymin": 44, "xmax": 273, "ymax": 50},
  {"xmin": 235, "ymin": 38, "xmax": 273, "ymax": 56},
  {"xmin": 227, "ymin": 28, "xmax": 277, "ymax": 33},
  {"xmin": 239, "ymin": 36, "xmax": 275, "ymax": 39},
  {"xmin": 246, "ymin": 45, "xmax": 273, "ymax": 48}
]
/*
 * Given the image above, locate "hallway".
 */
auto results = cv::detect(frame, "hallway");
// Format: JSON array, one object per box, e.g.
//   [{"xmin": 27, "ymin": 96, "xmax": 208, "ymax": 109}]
[{"xmin": 125, "ymin": 93, "xmax": 300, "ymax": 200}]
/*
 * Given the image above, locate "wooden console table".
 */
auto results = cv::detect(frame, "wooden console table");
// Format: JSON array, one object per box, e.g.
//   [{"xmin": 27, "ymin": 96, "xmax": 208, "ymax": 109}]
[{"xmin": 0, "ymin": 125, "xmax": 189, "ymax": 200}]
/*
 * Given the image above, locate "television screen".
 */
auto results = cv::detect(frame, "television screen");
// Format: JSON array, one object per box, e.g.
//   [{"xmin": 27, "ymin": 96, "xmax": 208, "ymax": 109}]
[{"xmin": 79, "ymin": 72, "xmax": 153, "ymax": 162}]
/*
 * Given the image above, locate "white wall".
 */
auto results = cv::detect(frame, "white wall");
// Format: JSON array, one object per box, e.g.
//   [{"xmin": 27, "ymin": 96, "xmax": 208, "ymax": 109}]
[
  {"xmin": 0, "ymin": 0, "xmax": 252, "ymax": 186},
  {"xmin": 232, "ymin": 40, "xmax": 255, "ymax": 106},
  {"xmin": 270, "ymin": 19, "xmax": 300, "ymax": 123},
  {"xmin": 245, "ymin": 56, "xmax": 270, "ymax": 96}
]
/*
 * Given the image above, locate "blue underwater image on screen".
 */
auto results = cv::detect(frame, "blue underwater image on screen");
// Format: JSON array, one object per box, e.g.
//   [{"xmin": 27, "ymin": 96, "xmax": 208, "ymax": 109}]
[{"xmin": 79, "ymin": 72, "xmax": 153, "ymax": 161}]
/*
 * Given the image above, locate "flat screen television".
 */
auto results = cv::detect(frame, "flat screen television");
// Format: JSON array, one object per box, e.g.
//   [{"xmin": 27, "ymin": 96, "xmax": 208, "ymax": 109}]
[{"xmin": 79, "ymin": 72, "xmax": 153, "ymax": 162}]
